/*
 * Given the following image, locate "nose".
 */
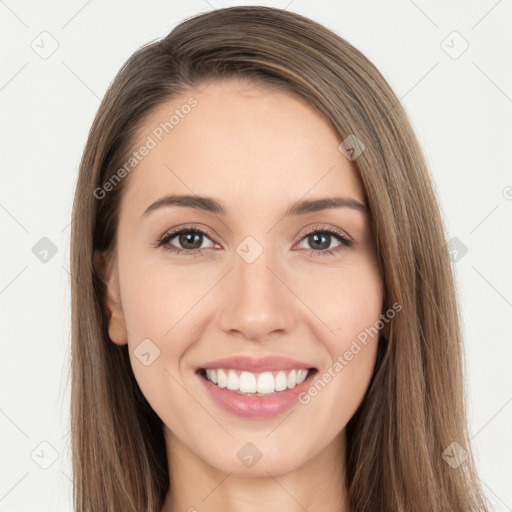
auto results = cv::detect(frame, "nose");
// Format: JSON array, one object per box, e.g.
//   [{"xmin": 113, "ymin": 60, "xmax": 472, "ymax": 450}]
[{"xmin": 217, "ymin": 246, "xmax": 296, "ymax": 342}]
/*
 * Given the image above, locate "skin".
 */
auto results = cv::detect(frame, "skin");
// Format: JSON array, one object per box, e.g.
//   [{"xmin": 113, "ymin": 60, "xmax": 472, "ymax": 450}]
[{"xmin": 97, "ymin": 78, "xmax": 385, "ymax": 512}]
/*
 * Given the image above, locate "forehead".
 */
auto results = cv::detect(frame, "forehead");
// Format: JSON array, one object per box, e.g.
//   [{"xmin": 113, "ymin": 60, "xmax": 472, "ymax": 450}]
[{"xmin": 120, "ymin": 79, "xmax": 365, "ymax": 217}]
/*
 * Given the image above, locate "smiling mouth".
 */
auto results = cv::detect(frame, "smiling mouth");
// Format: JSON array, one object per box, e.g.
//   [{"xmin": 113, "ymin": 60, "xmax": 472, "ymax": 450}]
[{"xmin": 196, "ymin": 367, "xmax": 318, "ymax": 396}]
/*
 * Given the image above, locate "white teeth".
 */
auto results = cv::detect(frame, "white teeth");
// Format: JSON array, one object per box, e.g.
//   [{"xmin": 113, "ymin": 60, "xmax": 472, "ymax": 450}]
[
  {"xmin": 239, "ymin": 371, "xmax": 257, "ymax": 392},
  {"xmin": 296, "ymin": 369, "xmax": 308, "ymax": 385},
  {"xmin": 256, "ymin": 372, "xmax": 275, "ymax": 394},
  {"xmin": 217, "ymin": 368, "xmax": 227, "ymax": 388},
  {"xmin": 227, "ymin": 370, "xmax": 239, "ymax": 391},
  {"xmin": 275, "ymin": 371, "xmax": 288, "ymax": 391},
  {"xmin": 203, "ymin": 368, "xmax": 310, "ymax": 394},
  {"xmin": 287, "ymin": 369, "xmax": 297, "ymax": 389},
  {"xmin": 205, "ymin": 368, "xmax": 218, "ymax": 384}
]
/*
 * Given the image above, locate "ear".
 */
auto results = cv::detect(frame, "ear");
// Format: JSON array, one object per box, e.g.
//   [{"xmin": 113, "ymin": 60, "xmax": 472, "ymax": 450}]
[{"xmin": 94, "ymin": 249, "xmax": 128, "ymax": 346}]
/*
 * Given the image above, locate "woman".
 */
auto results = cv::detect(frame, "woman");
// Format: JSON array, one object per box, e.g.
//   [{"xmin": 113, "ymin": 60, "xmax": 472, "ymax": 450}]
[{"xmin": 70, "ymin": 6, "xmax": 489, "ymax": 511}]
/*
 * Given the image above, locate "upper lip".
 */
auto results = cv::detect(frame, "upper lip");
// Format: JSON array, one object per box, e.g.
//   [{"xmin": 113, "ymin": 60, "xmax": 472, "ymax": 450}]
[{"xmin": 197, "ymin": 356, "xmax": 316, "ymax": 373}]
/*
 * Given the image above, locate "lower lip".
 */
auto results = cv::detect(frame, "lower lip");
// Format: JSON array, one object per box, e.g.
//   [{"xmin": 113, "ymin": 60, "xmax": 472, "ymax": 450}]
[{"xmin": 197, "ymin": 369, "xmax": 317, "ymax": 419}]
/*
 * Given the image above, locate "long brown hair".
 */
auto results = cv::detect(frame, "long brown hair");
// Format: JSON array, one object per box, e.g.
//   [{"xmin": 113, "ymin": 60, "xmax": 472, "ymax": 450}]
[{"xmin": 70, "ymin": 6, "xmax": 489, "ymax": 511}]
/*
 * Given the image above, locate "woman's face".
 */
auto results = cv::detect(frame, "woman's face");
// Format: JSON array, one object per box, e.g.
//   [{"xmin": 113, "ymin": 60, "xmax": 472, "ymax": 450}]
[{"xmin": 99, "ymin": 79, "xmax": 384, "ymax": 477}]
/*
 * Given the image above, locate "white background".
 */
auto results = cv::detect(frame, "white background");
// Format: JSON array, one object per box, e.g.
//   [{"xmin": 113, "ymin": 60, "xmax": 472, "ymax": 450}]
[{"xmin": 1, "ymin": 0, "xmax": 511, "ymax": 510}]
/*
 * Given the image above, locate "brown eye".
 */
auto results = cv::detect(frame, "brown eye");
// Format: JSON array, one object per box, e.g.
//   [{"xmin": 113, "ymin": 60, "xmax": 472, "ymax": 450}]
[
  {"xmin": 296, "ymin": 227, "xmax": 353, "ymax": 257},
  {"xmin": 157, "ymin": 227, "xmax": 216, "ymax": 255}
]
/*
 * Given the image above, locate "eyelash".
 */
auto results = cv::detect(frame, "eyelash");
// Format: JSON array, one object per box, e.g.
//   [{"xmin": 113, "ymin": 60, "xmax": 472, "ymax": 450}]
[{"xmin": 154, "ymin": 224, "xmax": 353, "ymax": 258}]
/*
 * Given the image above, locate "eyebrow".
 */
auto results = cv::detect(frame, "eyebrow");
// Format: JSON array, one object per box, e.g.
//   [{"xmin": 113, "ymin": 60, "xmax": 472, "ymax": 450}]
[{"xmin": 142, "ymin": 194, "xmax": 368, "ymax": 218}]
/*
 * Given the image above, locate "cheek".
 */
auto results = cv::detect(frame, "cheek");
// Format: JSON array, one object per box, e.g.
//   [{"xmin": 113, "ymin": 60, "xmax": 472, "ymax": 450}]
[
  {"xmin": 293, "ymin": 255, "xmax": 384, "ymax": 344},
  {"xmin": 293, "ymin": 258, "xmax": 383, "ymax": 408},
  {"xmin": 118, "ymin": 261, "xmax": 211, "ymax": 431},
  {"xmin": 119, "ymin": 257, "xmax": 215, "ymax": 346},
  {"xmin": 291, "ymin": 268, "xmax": 383, "ymax": 433},
  {"xmin": 118, "ymin": 257, "xmax": 226, "ymax": 424}
]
